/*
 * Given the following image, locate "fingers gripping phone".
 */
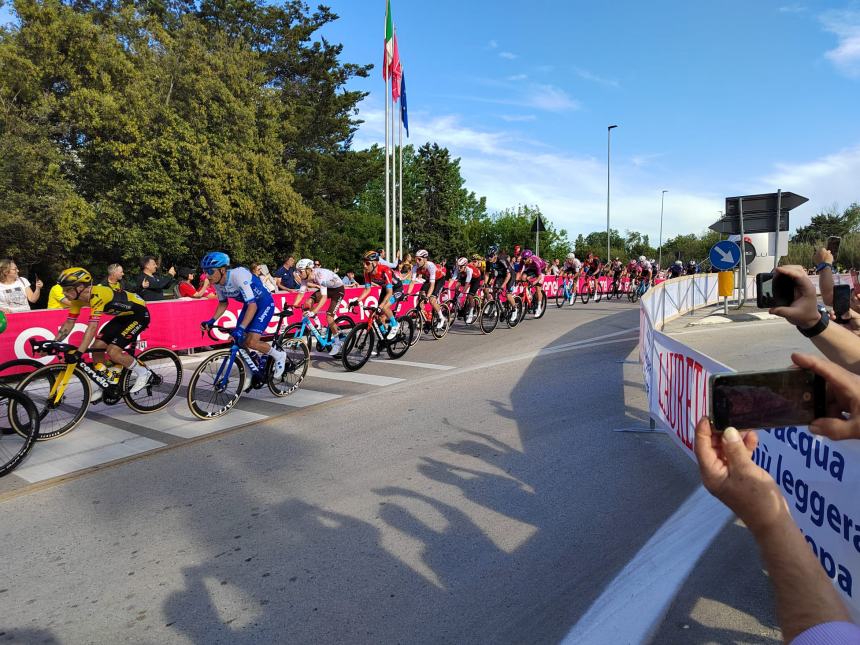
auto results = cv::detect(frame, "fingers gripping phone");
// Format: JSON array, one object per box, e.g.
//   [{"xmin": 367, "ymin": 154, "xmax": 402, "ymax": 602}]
[
  {"xmin": 709, "ymin": 369, "xmax": 826, "ymax": 431},
  {"xmin": 827, "ymin": 236, "xmax": 841, "ymax": 261},
  {"xmin": 756, "ymin": 272, "xmax": 795, "ymax": 308}
]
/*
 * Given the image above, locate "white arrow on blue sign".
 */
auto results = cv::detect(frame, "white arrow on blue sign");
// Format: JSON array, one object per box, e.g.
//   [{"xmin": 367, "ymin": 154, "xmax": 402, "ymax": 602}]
[{"xmin": 709, "ymin": 240, "xmax": 741, "ymax": 270}]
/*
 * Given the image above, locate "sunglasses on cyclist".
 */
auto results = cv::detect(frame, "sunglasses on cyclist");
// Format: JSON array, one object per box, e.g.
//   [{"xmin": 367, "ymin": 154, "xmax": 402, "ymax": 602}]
[{"xmin": 205, "ymin": 267, "xmax": 222, "ymax": 276}]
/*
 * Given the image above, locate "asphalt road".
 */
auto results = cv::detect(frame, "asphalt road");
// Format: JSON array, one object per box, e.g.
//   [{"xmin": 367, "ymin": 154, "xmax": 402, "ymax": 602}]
[{"xmin": 0, "ymin": 300, "xmax": 791, "ymax": 644}]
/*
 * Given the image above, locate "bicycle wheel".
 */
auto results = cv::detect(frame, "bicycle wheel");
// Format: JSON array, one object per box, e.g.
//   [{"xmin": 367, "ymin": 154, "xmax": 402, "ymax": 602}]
[
  {"xmin": 595, "ymin": 279, "xmax": 604, "ymax": 303},
  {"xmin": 122, "ymin": 348, "xmax": 182, "ymax": 413},
  {"xmin": 533, "ymin": 292, "xmax": 547, "ymax": 319},
  {"xmin": 580, "ymin": 282, "xmax": 591, "ymax": 304},
  {"xmin": 341, "ymin": 325, "xmax": 374, "ymax": 371},
  {"xmin": 0, "ymin": 387, "xmax": 38, "ymax": 477},
  {"xmin": 508, "ymin": 296, "xmax": 524, "ymax": 327},
  {"xmin": 479, "ymin": 299, "xmax": 499, "ymax": 334},
  {"xmin": 386, "ymin": 316, "xmax": 415, "ymax": 359},
  {"xmin": 431, "ymin": 307, "xmax": 451, "ymax": 339},
  {"xmin": 13, "ymin": 364, "xmax": 90, "ymax": 440},
  {"xmin": 268, "ymin": 338, "xmax": 309, "ymax": 397},
  {"xmin": 0, "ymin": 359, "xmax": 44, "ymax": 435},
  {"xmin": 404, "ymin": 308, "xmax": 423, "ymax": 346},
  {"xmin": 555, "ymin": 281, "xmax": 567, "ymax": 308},
  {"xmin": 187, "ymin": 351, "xmax": 246, "ymax": 420}
]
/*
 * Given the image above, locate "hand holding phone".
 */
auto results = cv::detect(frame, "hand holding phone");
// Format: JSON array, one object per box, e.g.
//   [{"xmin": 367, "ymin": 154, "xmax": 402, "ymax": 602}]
[
  {"xmin": 833, "ymin": 284, "xmax": 851, "ymax": 322},
  {"xmin": 765, "ymin": 266, "xmax": 821, "ymax": 329},
  {"xmin": 756, "ymin": 272, "xmax": 795, "ymax": 308},
  {"xmin": 827, "ymin": 236, "xmax": 842, "ymax": 261}
]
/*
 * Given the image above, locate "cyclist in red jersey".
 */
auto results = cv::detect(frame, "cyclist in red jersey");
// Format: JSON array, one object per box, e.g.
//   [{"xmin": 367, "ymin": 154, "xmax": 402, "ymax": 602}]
[
  {"xmin": 350, "ymin": 250, "xmax": 403, "ymax": 340},
  {"xmin": 453, "ymin": 256, "xmax": 483, "ymax": 321}
]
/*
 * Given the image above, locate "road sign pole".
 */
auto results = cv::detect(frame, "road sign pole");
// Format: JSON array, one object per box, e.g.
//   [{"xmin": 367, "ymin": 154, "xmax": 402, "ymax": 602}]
[
  {"xmin": 736, "ymin": 197, "xmax": 747, "ymax": 309},
  {"xmin": 773, "ymin": 189, "xmax": 782, "ymax": 271}
]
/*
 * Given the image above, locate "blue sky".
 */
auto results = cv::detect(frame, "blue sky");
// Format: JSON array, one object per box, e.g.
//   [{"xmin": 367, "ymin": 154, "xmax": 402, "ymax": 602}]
[{"xmin": 3, "ymin": 0, "xmax": 859, "ymax": 243}]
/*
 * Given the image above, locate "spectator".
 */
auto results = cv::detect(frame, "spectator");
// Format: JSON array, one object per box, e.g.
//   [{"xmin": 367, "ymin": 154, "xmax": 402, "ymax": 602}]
[
  {"xmin": 133, "ymin": 255, "xmax": 176, "ymax": 301},
  {"xmin": 0, "ymin": 259, "xmax": 42, "ymax": 313},
  {"xmin": 177, "ymin": 267, "xmax": 216, "ymax": 299},
  {"xmin": 273, "ymin": 256, "xmax": 300, "ymax": 292},
  {"xmin": 313, "ymin": 259, "xmax": 322, "ymax": 269},
  {"xmin": 251, "ymin": 262, "xmax": 278, "ymax": 293},
  {"xmin": 548, "ymin": 259, "xmax": 561, "ymax": 276},
  {"xmin": 695, "ymin": 416, "xmax": 860, "ymax": 643},
  {"xmin": 685, "ymin": 259, "xmax": 699, "ymax": 275},
  {"xmin": 100, "ymin": 263, "xmax": 130, "ymax": 292},
  {"xmin": 377, "ymin": 248, "xmax": 399, "ymax": 269},
  {"xmin": 47, "ymin": 283, "xmax": 69, "ymax": 309},
  {"xmin": 342, "ymin": 270, "xmax": 357, "ymax": 286},
  {"xmin": 668, "ymin": 260, "xmax": 684, "ymax": 279}
]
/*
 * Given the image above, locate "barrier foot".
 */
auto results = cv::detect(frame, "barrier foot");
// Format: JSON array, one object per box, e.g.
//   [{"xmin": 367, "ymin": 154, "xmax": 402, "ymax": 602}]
[{"xmin": 613, "ymin": 418, "xmax": 659, "ymax": 433}]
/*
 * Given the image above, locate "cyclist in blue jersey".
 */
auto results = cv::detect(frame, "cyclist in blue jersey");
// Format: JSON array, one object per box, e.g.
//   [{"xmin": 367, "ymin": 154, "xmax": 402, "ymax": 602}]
[{"xmin": 199, "ymin": 252, "xmax": 286, "ymax": 379}]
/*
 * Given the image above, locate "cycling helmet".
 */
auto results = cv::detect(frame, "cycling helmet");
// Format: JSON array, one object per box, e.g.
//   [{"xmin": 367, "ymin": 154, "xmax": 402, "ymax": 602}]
[
  {"xmin": 363, "ymin": 250, "xmax": 380, "ymax": 262},
  {"xmin": 513, "ymin": 244, "xmax": 522, "ymax": 253},
  {"xmin": 688, "ymin": 259, "xmax": 696, "ymax": 266},
  {"xmin": 566, "ymin": 252, "xmax": 576, "ymax": 260},
  {"xmin": 675, "ymin": 260, "xmax": 683, "ymax": 266},
  {"xmin": 486, "ymin": 244, "xmax": 499, "ymax": 257},
  {"xmin": 58, "ymin": 267, "xmax": 92, "ymax": 287},
  {"xmin": 415, "ymin": 249, "xmax": 429, "ymax": 259},
  {"xmin": 471, "ymin": 253, "xmax": 482, "ymax": 262},
  {"xmin": 522, "ymin": 249, "xmax": 534, "ymax": 260},
  {"xmin": 456, "ymin": 257, "xmax": 468, "ymax": 267},
  {"xmin": 638, "ymin": 255, "xmax": 646, "ymax": 262},
  {"xmin": 200, "ymin": 252, "xmax": 230, "ymax": 270},
  {"xmin": 296, "ymin": 258, "xmax": 313, "ymax": 270}
]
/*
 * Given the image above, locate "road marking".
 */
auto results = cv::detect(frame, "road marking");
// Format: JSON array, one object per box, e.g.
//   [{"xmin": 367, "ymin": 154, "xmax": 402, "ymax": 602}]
[
  {"xmin": 370, "ymin": 359, "xmax": 454, "ymax": 370},
  {"xmin": 114, "ymin": 400, "xmax": 268, "ymax": 439},
  {"xmin": 306, "ymin": 367, "xmax": 403, "ymax": 387},
  {"xmin": 561, "ymin": 486, "xmax": 731, "ymax": 645},
  {"xmin": 13, "ymin": 421, "xmax": 166, "ymax": 483},
  {"xmin": 243, "ymin": 388, "xmax": 342, "ymax": 407}
]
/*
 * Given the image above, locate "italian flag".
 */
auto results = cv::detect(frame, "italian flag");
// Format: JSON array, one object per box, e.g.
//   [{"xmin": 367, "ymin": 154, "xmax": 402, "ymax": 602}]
[{"xmin": 383, "ymin": 0, "xmax": 394, "ymax": 80}]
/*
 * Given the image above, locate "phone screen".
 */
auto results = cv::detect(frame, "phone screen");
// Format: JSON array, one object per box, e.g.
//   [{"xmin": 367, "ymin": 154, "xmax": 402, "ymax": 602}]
[
  {"xmin": 710, "ymin": 369, "xmax": 824, "ymax": 431},
  {"xmin": 834, "ymin": 284, "xmax": 851, "ymax": 318},
  {"xmin": 827, "ymin": 236, "xmax": 841, "ymax": 259},
  {"xmin": 756, "ymin": 272, "xmax": 795, "ymax": 308}
]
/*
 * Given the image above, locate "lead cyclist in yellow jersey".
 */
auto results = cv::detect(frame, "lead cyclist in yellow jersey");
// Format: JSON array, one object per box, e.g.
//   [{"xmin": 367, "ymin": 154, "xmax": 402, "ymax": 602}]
[{"xmin": 53, "ymin": 267, "xmax": 153, "ymax": 397}]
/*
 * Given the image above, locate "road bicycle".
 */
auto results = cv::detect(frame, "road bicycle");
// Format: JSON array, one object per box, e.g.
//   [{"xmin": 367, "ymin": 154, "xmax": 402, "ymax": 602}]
[
  {"xmin": 340, "ymin": 302, "xmax": 416, "ymax": 371},
  {"xmin": 11, "ymin": 340, "xmax": 182, "ymax": 440},
  {"xmin": 555, "ymin": 274, "xmax": 578, "ymax": 308},
  {"xmin": 516, "ymin": 279, "xmax": 547, "ymax": 319},
  {"xmin": 187, "ymin": 313, "xmax": 309, "ymax": 420},
  {"xmin": 402, "ymin": 292, "xmax": 450, "ymax": 343},
  {"xmin": 0, "ymin": 386, "xmax": 39, "ymax": 477},
  {"xmin": 281, "ymin": 308, "xmax": 354, "ymax": 356},
  {"xmin": 441, "ymin": 284, "xmax": 498, "ymax": 333},
  {"xmin": 0, "ymin": 358, "xmax": 44, "ymax": 435},
  {"xmin": 484, "ymin": 284, "xmax": 523, "ymax": 328}
]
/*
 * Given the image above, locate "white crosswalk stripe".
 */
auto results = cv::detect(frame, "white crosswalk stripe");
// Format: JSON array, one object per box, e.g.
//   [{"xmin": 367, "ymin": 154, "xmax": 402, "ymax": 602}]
[{"xmin": 305, "ymin": 367, "xmax": 403, "ymax": 386}]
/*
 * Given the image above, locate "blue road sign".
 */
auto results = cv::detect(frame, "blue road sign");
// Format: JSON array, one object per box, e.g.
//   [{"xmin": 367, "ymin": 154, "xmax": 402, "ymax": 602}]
[{"xmin": 709, "ymin": 240, "xmax": 741, "ymax": 270}]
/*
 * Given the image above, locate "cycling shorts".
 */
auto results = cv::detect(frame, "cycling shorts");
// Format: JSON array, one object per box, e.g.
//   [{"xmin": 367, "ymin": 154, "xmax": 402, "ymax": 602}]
[
  {"xmin": 458, "ymin": 276, "xmax": 481, "ymax": 296},
  {"xmin": 98, "ymin": 309, "xmax": 150, "ymax": 350},
  {"xmin": 489, "ymin": 273, "xmax": 514, "ymax": 294},
  {"xmin": 239, "ymin": 293, "xmax": 275, "ymax": 335},
  {"xmin": 419, "ymin": 280, "xmax": 445, "ymax": 298},
  {"xmin": 378, "ymin": 285, "xmax": 404, "ymax": 306},
  {"xmin": 562, "ymin": 267, "xmax": 578, "ymax": 276},
  {"xmin": 311, "ymin": 286, "xmax": 345, "ymax": 314},
  {"xmin": 524, "ymin": 269, "xmax": 544, "ymax": 285}
]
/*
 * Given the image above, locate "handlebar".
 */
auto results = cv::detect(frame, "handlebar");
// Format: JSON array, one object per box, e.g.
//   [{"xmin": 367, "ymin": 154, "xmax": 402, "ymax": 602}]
[{"xmin": 28, "ymin": 339, "xmax": 79, "ymax": 356}]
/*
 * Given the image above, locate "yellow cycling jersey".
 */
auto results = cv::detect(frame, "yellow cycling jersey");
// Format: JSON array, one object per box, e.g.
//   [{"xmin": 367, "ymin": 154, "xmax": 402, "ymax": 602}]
[{"xmin": 67, "ymin": 284, "xmax": 147, "ymax": 320}]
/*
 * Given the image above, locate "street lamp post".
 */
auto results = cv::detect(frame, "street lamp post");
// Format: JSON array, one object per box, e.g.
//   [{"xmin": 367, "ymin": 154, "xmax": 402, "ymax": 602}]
[
  {"xmin": 658, "ymin": 190, "xmax": 668, "ymax": 270},
  {"xmin": 606, "ymin": 125, "xmax": 618, "ymax": 264}
]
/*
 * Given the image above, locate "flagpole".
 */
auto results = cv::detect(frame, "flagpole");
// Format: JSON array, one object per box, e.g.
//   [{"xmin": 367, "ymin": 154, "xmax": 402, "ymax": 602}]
[
  {"xmin": 384, "ymin": 77, "xmax": 390, "ymax": 259},
  {"xmin": 391, "ymin": 86, "xmax": 397, "ymax": 261},
  {"xmin": 398, "ymin": 109, "xmax": 403, "ymax": 259}
]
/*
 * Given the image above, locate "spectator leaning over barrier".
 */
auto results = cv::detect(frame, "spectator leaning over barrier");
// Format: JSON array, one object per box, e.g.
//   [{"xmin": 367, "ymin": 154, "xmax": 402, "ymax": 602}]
[
  {"xmin": 273, "ymin": 256, "xmax": 300, "ymax": 292},
  {"xmin": 377, "ymin": 248, "xmax": 399, "ymax": 270},
  {"xmin": 133, "ymin": 256, "xmax": 176, "ymax": 301},
  {"xmin": 768, "ymin": 265, "xmax": 860, "ymax": 374},
  {"xmin": 177, "ymin": 267, "xmax": 216, "ymax": 299},
  {"xmin": 548, "ymin": 259, "xmax": 561, "ymax": 276},
  {"xmin": 695, "ymin": 416, "xmax": 860, "ymax": 643},
  {"xmin": 0, "ymin": 258, "xmax": 42, "ymax": 313},
  {"xmin": 100, "ymin": 263, "xmax": 130, "ymax": 292},
  {"xmin": 250, "ymin": 263, "xmax": 277, "ymax": 293}
]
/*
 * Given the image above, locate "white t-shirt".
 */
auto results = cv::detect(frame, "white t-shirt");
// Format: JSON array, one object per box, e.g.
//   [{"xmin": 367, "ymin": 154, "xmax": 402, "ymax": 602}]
[
  {"xmin": 0, "ymin": 277, "xmax": 32, "ymax": 312},
  {"xmin": 299, "ymin": 268, "xmax": 344, "ymax": 294}
]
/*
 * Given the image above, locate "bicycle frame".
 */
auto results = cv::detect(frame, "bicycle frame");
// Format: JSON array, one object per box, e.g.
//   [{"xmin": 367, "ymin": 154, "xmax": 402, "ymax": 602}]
[
  {"xmin": 211, "ymin": 333, "xmax": 265, "ymax": 392},
  {"xmin": 294, "ymin": 313, "xmax": 334, "ymax": 349}
]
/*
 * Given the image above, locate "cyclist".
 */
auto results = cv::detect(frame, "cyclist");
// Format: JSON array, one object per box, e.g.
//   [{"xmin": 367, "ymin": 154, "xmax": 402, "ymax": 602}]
[
  {"xmin": 53, "ymin": 267, "xmax": 153, "ymax": 398},
  {"xmin": 560, "ymin": 252, "xmax": 581, "ymax": 303},
  {"xmin": 668, "ymin": 260, "xmax": 684, "ymax": 279},
  {"xmin": 610, "ymin": 257, "xmax": 623, "ymax": 294},
  {"xmin": 199, "ymin": 252, "xmax": 286, "ymax": 379},
  {"xmin": 484, "ymin": 245, "xmax": 519, "ymax": 320},
  {"xmin": 452, "ymin": 256, "xmax": 483, "ymax": 321},
  {"xmin": 350, "ymin": 250, "xmax": 403, "ymax": 339},
  {"xmin": 686, "ymin": 259, "xmax": 699, "ymax": 275},
  {"xmin": 292, "ymin": 258, "xmax": 347, "ymax": 356},
  {"xmin": 638, "ymin": 256, "xmax": 653, "ymax": 294},
  {"xmin": 516, "ymin": 249, "xmax": 547, "ymax": 311},
  {"xmin": 412, "ymin": 249, "xmax": 447, "ymax": 330}
]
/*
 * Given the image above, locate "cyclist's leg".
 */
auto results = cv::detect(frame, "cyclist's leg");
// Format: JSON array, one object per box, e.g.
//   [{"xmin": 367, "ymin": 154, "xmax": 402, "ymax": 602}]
[{"xmin": 100, "ymin": 312, "xmax": 151, "ymax": 392}]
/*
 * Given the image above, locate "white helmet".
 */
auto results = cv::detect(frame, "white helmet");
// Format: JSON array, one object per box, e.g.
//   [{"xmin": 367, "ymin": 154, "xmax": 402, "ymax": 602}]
[
  {"xmin": 675, "ymin": 260, "xmax": 682, "ymax": 266},
  {"xmin": 457, "ymin": 257, "xmax": 468, "ymax": 267},
  {"xmin": 296, "ymin": 258, "xmax": 313, "ymax": 270},
  {"xmin": 638, "ymin": 255, "xmax": 646, "ymax": 262},
  {"xmin": 416, "ymin": 249, "xmax": 429, "ymax": 258},
  {"xmin": 566, "ymin": 252, "xmax": 576, "ymax": 260}
]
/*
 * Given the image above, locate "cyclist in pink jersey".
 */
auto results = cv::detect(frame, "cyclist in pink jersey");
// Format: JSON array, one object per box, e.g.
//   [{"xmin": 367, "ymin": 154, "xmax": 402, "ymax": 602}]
[{"xmin": 516, "ymin": 249, "xmax": 546, "ymax": 311}]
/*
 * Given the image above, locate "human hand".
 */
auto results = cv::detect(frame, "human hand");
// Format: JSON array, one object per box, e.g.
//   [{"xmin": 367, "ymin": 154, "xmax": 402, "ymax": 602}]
[
  {"xmin": 142, "ymin": 279, "xmax": 150, "ymax": 289},
  {"xmin": 168, "ymin": 266, "xmax": 176, "ymax": 277},
  {"xmin": 231, "ymin": 326, "xmax": 247, "ymax": 345},
  {"xmin": 769, "ymin": 265, "xmax": 821, "ymax": 329},
  {"xmin": 35, "ymin": 279, "xmax": 44, "ymax": 289},
  {"xmin": 829, "ymin": 307, "xmax": 860, "ymax": 335},
  {"xmin": 65, "ymin": 348, "xmax": 83, "ymax": 364},
  {"xmin": 791, "ymin": 352, "xmax": 860, "ymax": 441},
  {"xmin": 200, "ymin": 318, "xmax": 216, "ymax": 331},
  {"xmin": 813, "ymin": 247, "xmax": 834, "ymax": 266},
  {"xmin": 694, "ymin": 417, "xmax": 788, "ymax": 535}
]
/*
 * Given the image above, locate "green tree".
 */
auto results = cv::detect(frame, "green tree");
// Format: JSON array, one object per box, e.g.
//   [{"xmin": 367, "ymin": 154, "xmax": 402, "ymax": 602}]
[{"xmin": 792, "ymin": 204, "xmax": 860, "ymax": 242}]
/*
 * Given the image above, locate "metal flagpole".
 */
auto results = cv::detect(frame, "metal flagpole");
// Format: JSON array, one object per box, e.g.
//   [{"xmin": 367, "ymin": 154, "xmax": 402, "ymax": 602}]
[
  {"xmin": 384, "ymin": 76, "xmax": 390, "ymax": 258},
  {"xmin": 390, "ymin": 88, "xmax": 397, "ymax": 262},
  {"xmin": 398, "ymin": 107, "xmax": 403, "ymax": 259}
]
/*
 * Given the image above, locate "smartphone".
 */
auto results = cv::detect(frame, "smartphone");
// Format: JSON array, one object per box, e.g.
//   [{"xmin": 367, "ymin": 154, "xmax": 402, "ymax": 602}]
[
  {"xmin": 756, "ymin": 272, "xmax": 795, "ymax": 308},
  {"xmin": 709, "ymin": 369, "xmax": 826, "ymax": 432},
  {"xmin": 827, "ymin": 236, "xmax": 841, "ymax": 260},
  {"xmin": 834, "ymin": 284, "xmax": 851, "ymax": 320}
]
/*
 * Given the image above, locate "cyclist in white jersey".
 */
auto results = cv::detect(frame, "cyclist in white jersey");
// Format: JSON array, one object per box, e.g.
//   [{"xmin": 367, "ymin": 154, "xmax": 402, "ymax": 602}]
[{"xmin": 292, "ymin": 259, "xmax": 347, "ymax": 356}]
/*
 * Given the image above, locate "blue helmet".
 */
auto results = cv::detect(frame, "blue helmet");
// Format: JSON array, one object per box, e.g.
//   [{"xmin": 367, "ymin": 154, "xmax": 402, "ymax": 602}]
[{"xmin": 200, "ymin": 251, "xmax": 230, "ymax": 270}]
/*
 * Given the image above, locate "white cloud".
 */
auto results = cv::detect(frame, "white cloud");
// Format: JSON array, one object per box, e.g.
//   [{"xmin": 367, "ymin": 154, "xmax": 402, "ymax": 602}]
[
  {"xmin": 574, "ymin": 67, "xmax": 620, "ymax": 88},
  {"xmin": 527, "ymin": 84, "xmax": 580, "ymax": 112},
  {"xmin": 779, "ymin": 4, "xmax": 805, "ymax": 13},
  {"xmin": 506, "ymin": 74, "xmax": 528, "ymax": 81},
  {"xmin": 499, "ymin": 114, "xmax": 537, "ymax": 122},
  {"xmin": 821, "ymin": 10, "xmax": 860, "ymax": 77},
  {"xmin": 487, "ymin": 39, "xmax": 498, "ymax": 49},
  {"xmin": 499, "ymin": 51, "xmax": 518, "ymax": 60}
]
